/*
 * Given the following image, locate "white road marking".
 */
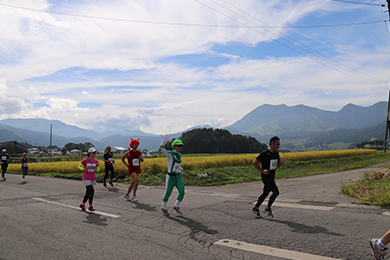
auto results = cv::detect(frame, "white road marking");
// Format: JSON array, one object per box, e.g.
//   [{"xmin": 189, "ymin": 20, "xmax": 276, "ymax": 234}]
[
  {"xmin": 252, "ymin": 199, "xmax": 334, "ymax": 211},
  {"xmin": 214, "ymin": 239, "xmax": 343, "ymax": 260},
  {"xmin": 154, "ymin": 187, "xmax": 388, "ymax": 213},
  {"xmin": 265, "ymin": 201, "xmax": 334, "ymax": 211},
  {"xmin": 32, "ymin": 198, "xmax": 120, "ymax": 218},
  {"xmin": 173, "ymin": 189, "xmax": 336, "ymax": 211}
]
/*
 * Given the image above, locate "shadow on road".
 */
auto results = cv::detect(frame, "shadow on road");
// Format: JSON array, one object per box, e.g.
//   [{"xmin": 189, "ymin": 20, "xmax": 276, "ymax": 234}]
[
  {"xmin": 269, "ymin": 219, "xmax": 344, "ymax": 236},
  {"xmin": 106, "ymin": 187, "xmax": 120, "ymax": 192},
  {"xmin": 134, "ymin": 203, "xmax": 158, "ymax": 212},
  {"xmin": 169, "ymin": 215, "xmax": 219, "ymax": 241},
  {"xmin": 83, "ymin": 213, "xmax": 108, "ymax": 226}
]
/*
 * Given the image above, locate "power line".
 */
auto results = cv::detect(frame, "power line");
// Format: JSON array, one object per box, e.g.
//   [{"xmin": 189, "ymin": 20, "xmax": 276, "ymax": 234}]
[
  {"xmin": 218, "ymin": 0, "xmax": 386, "ymax": 86},
  {"xmin": 0, "ymin": 3, "xmax": 386, "ymax": 29},
  {"xmin": 194, "ymin": 0, "xmax": 386, "ymax": 87},
  {"xmin": 220, "ymin": 0, "xmax": 388, "ymax": 86},
  {"xmin": 1, "ymin": 2, "xmax": 387, "ymax": 86},
  {"xmin": 285, "ymin": 20, "xmax": 387, "ymax": 28},
  {"xmin": 330, "ymin": 0, "xmax": 385, "ymax": 6}
]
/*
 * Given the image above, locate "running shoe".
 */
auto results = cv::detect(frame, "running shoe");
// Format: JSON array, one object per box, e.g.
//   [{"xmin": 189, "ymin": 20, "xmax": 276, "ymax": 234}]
[
  {"xmin": 161, "ymin": 208, "xmax": 169, "ymax": 216},
  {"xmin": 131, "ymin": 196, "xmax": 138, "ymax": 202},
  {"xmin": 173, "ymin": 206, "xmax": 182, "ymax": 214},
  {"xmin": 264, "ymin": 208, "xmax": 274, "ymax": 218},
  {"xmin": 109, "ymin": 181, "xmax": 113, "ymax": 187},
  {"xmin": 103, "ymin": 182, "xmax": 107, "ymax": 187},
  {"xmin": 124, "ymin": 194, "xmax": 130, "ymax": 200},
  {"xmin": 79, "ymin": 204, "xmax": 86, "ymax": 211},
  {"xmin": 251, "ymin": 207, "xmax": 262, "ymax": 219},
  {"xmin": 88, "ymin": 205, "xmax": 95, "ymax": 211},
  {"xmin": 3, "ymin": 177, "xmax": 6, "ymax": 181},
  {"xmin": 370, "ymin": 238, "xmax": 388, "ymax": 260}
]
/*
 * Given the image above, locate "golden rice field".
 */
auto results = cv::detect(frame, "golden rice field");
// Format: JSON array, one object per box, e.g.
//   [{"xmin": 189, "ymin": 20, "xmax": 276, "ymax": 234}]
[{"xmin": 7, "ymin": 149, "xmax": 377, "ymax": 175}]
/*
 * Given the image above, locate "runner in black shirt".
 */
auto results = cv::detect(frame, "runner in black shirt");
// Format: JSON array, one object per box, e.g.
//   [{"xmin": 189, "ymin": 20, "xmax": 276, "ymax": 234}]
[
  {"xmin": 251, "ymin": 136, "xmax": 284, "ymax": 218},
  {"xmin": 1, "ymin": 149, "xmax": 10, "ymax": 181},
  {"xmin": 102, "ymin": 146, "xmax": 115, "ymax": 187}
]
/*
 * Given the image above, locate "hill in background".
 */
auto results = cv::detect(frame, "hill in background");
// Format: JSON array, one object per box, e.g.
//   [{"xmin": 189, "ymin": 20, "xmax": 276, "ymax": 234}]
[
  {"xmin": 227, "ymin": 102, "xmax": 387, "ymax": 135},
  {"xmin": 226, "ymin": 101, "xmax": 387, "ymax": 150},
  {"xmin": 0, "ymin": 101, "xmax": 388, "ymax": 151}
]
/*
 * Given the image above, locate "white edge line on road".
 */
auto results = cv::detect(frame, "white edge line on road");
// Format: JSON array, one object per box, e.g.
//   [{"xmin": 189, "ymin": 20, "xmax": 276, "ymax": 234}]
[
  {"xmin": 252, "ymin": 201, "xmax": 334, "ymax": 211},
  {"xmin": 32, "ymin": 198, "xmax": 120, "ymax": 218},
  {"xmin": 214, "ymin": 239, "xmax": 343, "ymax": 260}
]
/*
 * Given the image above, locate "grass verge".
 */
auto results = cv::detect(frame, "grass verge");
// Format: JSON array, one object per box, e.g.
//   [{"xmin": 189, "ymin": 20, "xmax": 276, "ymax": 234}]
[
  {"xmin": 178, "ymin": 152, "xmax": 390, "ymax": 187},
  {"xmin": 8, "ymin": 152, "xmax": 390, "ymax": 189},
  {"xmin": 341, "ymin": 167, "xmax": 390, "ymax": 208}
]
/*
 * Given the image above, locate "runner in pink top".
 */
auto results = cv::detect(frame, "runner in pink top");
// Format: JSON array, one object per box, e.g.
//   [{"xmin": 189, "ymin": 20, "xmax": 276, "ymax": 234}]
[{"xmin": 78, "ymin": 148, "xmax": 100, "ymax": 211}]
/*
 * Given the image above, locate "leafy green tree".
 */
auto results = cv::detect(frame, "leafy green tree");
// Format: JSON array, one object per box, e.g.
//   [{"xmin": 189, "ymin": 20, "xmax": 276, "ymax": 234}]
[
  {"xmin": 166, "ymin": 128, "xmax": 267, "ymax": 154},
  {"xmin": 84, "ymin": 142, "xmax": 94, "ymax": 151},
  {"xmin": 63, "ymin": 142, "xmax": 94, "ymax": 152}
]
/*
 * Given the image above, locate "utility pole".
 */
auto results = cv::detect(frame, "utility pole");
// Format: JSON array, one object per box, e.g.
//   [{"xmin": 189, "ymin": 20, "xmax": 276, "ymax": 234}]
[
  {"xmin": 387, "ymin": 0, "xmax": 390, "ymax": 20},
  {"xmin": 383, "ymin": 2, "xmax": 390, "ymax": 152},
  {"xmin": 49, "ymin": 123, "xmax": 52, "ymax": 160},
  {"xmin": 384, "ymin": 91, "xmax": 390, "ymax": 152}
]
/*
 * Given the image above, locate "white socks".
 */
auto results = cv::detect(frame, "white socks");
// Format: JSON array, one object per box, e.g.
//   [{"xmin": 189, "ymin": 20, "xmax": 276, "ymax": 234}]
[
  {"xmin": 162, "ymin": 200, "xmax": 181, "ymax": 209},
  {"xmin": 378, "ymin": 239, "xmax": 387, "ymax": 248},
  {"xmin": 174, "ymin": 200, "xmax": 181, "ymax": 208}
]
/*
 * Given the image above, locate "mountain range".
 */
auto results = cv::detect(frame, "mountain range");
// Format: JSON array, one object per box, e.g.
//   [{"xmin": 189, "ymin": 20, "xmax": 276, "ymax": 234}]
[{"xmin": 0, "ymin": 101, "xmax": 387, "ymax": 151}]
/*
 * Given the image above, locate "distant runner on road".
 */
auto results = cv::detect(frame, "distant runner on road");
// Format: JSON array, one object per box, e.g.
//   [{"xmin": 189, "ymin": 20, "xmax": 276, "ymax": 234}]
[
  {"xmin": 102, "ymin": 146, "xmax": 115, "ymax": 187},
  {"xmin": 1, "ymin": 149, "xmax": 10, "ymax": 181},
  {"xmin": 251, "ymin": 136, "xmax": 284, "ymax": 219},
  {"xmin": 19, "ymin": 152, "xmax": 30, "ymax": 183}
]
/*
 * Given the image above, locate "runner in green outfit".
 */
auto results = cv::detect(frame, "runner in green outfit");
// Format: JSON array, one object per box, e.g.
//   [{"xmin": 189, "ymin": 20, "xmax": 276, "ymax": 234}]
[{"xmin": 160, "ymin": 135, "xmax": 185, "ymax": 216}]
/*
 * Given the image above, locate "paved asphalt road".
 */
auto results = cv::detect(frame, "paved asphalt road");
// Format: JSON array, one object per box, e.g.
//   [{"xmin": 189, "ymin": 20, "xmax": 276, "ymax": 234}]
[{"xmin": 1, "ymin": 162, "xmax": 389, "ymax": 260}]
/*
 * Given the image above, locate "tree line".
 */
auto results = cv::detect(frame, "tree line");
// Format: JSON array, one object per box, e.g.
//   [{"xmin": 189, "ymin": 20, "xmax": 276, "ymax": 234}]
[{"xmin": 163, "ymin": 128, "xmax": 267, "ymax": 154}]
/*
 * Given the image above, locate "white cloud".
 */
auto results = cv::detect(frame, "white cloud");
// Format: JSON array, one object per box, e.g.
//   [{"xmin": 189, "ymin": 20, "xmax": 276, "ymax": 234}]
[
  {"xmin": 79, "ymin": 112, "xmax": 151, "ymax": 133},
  {"xmin": 45, "ymin": 96, "xmax": 89, "ymax": 112},
  {"xmin": 0, "ymin": 0, "xmax": 388, "ymax": 135},
  {"xmin": 0, "ymin": 79, "xmax": 35, "ymax": 116},
  {"xmin": 0, "ymin": 0, "xmax": 340, "ymax": 83}
]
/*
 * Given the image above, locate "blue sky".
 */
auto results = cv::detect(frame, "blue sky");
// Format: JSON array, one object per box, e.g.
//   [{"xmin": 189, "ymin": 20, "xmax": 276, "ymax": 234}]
[{"xmin": 0, "ymin": 0, "xmax": 389, "ymax": 134}]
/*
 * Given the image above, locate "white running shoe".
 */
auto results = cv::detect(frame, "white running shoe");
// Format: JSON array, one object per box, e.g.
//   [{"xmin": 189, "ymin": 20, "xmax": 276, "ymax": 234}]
[
  {"xmin": 131, "ymin": 196, "xmax": 138, "ymax": 202},
  {"xmin": 161, "ymin": 208, "xmax": 169, "ymax": 216},
  {"xmin": 173, "ymin": 206, "xmax": 182, "ymax": 214},
  {"xmin": 124, "ymin": 194, "xmax": 130, "ymax": 201},
  {"xmin": 370, "ymin": 238, "xmax": 388, "ymax": 260}
]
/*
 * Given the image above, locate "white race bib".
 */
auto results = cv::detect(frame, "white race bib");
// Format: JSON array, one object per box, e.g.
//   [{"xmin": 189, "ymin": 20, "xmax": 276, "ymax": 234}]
[
  {"xmin": 132, "ymin": 158, "xmax": 140, "ymax": 166},
  {"xmin": 270, "ymin": 159, "xmax": 278, "ymax": 171},
  {"xmin": 86, "ymin": 163, "xmax": 96, "ymax": 172},
  {"xmin": 1, "ymin": 156, "xmax": 7, "ymax": 161},
  {"xmin": 173, "ymin": 163, "xmax": 182, "ymax": 173},
  {"xmin": 22, "ymin": 163, "xmax": 28, "ymax": 167}
]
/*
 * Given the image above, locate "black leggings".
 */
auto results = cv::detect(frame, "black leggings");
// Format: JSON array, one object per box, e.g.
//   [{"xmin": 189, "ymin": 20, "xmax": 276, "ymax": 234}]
[
  {"xmin": 1, "ymin": 163, "xmax": 8, "ymax": 176},
  {"xmin": 83, "ymin": 185, "xmax": 95, "ymax": 205},
  {"xmin": 103, "ymin": 165, "xmax": 114, "ymax": 182},
  {"xmin": 255, "ymin": 181, "xmax": 279, "ymax": 209}
]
